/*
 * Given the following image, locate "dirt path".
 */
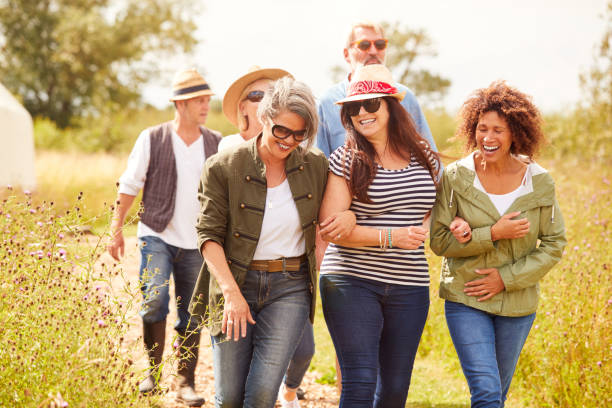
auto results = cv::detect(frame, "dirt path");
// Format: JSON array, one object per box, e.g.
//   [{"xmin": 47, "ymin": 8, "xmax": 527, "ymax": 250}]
[{"xmin": 102, "ymin": 237, "xmax": 339, "ymax": 408}]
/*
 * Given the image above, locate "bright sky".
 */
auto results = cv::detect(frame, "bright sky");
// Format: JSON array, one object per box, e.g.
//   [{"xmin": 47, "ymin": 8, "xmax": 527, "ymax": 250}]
[{"xmin": 143, "ymin": 0, "xmax": 609, "ymax": 114}]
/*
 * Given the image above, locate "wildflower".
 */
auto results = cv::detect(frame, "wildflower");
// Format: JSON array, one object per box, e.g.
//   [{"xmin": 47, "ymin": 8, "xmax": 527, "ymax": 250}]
[
  {"xmin": 24, "ymin": 190, "xmax": 31, "ymax": 195},
  {"xmin": 58, "ymin": 233, "xmax": 65, "ymax": 239},
  {"xmin": 37, "ymin": 221, "xmax": 44, "ymax": 227},
  {"xmin": 29, "ymin": 209, "xmax": 36, "ymax": 214},
  {"xmin": 7, "ymin": 184, "xmax": 12, "ymax": 190},
  {"xmin": 597, "ymin": 361, "xmax": 602, "ymax": 367},
  {"xmin": 97, "ymin": 319, "xmax": 107, "ymax": 328},
  {"xmin": 603, "ymin": 177, "xmax": 610, "ymax": 185},
  {"xmin": 573, "ymin": 245, "xmax": 579, "ymax": 251}
]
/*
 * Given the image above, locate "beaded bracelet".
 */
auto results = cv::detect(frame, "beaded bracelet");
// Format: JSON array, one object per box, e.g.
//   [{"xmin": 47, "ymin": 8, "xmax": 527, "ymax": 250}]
[{"xmin": 388, "ymin": 228, "xmax": 393, "ymax": 249}]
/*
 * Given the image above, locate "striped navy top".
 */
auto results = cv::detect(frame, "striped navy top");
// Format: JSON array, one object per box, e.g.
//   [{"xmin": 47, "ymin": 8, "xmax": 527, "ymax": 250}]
[{"xmin": 320, "ymin": 145, "xmax": 437, "ymax": 286}]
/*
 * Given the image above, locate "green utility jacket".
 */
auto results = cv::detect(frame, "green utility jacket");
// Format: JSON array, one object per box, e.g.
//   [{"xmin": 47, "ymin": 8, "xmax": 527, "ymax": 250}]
[
  {"xmin": 430, "ymin": 153, "xmax": 566, "ymax": 316},
  {"xmin": 188, "ymin": 136, "xmax": 328, "ymax": 336}
]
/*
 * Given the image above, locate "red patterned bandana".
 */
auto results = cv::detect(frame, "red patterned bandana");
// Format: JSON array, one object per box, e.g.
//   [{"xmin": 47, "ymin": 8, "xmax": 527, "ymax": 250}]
[{"xmin": 347, "ymin": 80, "xmax": 398, "ymax": 97}]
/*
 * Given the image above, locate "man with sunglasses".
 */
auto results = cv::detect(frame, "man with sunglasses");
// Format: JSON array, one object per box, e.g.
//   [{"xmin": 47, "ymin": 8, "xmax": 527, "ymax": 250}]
[
  {"xmin": 108, "ymin": 68, "xmax": 221, "ymax": 406},
  {"xmin": 316, "ymin": 21, "xmax": 438, "ymax": 157}
]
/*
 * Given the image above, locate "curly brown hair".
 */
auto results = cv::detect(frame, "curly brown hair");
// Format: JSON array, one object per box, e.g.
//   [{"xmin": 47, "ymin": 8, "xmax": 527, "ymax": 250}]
[
  {"xmin": 456, "ymin": 80, "xmax": 545, "ymax": 158},
  {"xmin": 339, "ymin": 97, "xmax": 440, "ymax": 203}
]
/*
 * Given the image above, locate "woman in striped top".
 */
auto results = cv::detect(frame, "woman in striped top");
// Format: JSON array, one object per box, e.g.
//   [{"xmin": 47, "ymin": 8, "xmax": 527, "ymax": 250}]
[{"xmin": 317, "ymin": 64, "xmax": 440, "ymax": 408}]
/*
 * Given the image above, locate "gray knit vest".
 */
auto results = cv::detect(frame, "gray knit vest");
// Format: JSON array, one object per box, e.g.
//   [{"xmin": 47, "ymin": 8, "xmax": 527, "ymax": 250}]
[{"xmin": 140, "ymin": 121, "xmax": 221, "ymax": 233}]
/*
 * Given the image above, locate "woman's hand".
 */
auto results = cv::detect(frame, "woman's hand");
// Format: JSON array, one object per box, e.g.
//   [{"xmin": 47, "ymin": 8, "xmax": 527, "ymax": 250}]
[
  {"xmin": 464, "ymin": 268, "xmax": 505, "ymax": 301},
  {"xmin": 491, "ymin": 211, "xmax": 530, "ymax": 241},
  {"xmin": 319, "ymin": 210, "xmax": 356, "ymax": 242},
  {"xmin": 392, "ymin": 226, "xmax": 428, "ymax": 250},
  {"xmin": 222, "ymin": 288, "xmax": 256, "ymax": 341},
  {"xmin": 450, "ymin": 216, "xmax": 472, "ymax": 243}
]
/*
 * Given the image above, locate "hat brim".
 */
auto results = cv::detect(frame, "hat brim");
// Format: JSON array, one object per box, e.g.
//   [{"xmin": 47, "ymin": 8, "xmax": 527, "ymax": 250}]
[
  {"xmin": 169, "ymin": 89, "xmax": 215, "ymax": 102},
  {"xmin": 223, "ymin": 68, "xmax": 292, "ymax": 126},
  {"xmin": 336, "ymin": 91, "xmax": 405, "ymax": 105}
]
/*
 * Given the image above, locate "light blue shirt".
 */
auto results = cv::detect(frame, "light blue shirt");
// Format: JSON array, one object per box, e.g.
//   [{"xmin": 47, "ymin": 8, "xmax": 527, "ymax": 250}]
[{"xmin": 316, "ymin": 76, "xmax": 438, "ymax": 158}]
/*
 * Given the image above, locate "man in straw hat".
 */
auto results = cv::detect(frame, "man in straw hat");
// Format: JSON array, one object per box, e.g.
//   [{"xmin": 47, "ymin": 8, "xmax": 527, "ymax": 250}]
[
  {"xmin": 108, "ymin": 68, "xmax": 221, "ymax": 406},
  {"xmin": 316, "ymin": 21, "xmax": 438, "ymax": 157}
]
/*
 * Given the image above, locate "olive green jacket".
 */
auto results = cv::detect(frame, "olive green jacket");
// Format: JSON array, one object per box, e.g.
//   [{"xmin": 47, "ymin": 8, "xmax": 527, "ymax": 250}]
[
  {"xmin": 188, "ymin": 136, "xmax": 328, "ymax": 336},
  {"xmin": 430, "ymin": 153, "xmax": 566, "ymax": 316}
]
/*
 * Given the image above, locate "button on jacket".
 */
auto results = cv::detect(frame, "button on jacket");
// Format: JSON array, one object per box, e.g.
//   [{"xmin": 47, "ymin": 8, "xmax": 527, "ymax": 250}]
[
  {"xmin": 430, "ymin": 153, "xmax": 566, "ymax": 317},
  {"xmin": 189, "ymin": 136, "xmax": 328, "ymax": 336}
]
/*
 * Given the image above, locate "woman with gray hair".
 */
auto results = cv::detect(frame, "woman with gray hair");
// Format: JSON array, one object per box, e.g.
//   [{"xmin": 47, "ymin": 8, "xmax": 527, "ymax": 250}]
[{"xmin": 189, "ymin": 75, "xmax": 355, "ymax": 407}]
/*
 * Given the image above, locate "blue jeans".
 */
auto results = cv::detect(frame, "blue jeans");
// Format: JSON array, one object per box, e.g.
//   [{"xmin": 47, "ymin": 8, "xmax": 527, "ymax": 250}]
[
  {"xmin": 445, "ymin": 301, "xmax": 536, "ymax": 408},
  {"xmin": 285, "ymin": 321, "xmax": 314, "ymax": 389},
  {"xmin": 320, "ymin": 274, "xmax": 429, "ymax": 408},
  {"xmin": 211, "ymin": 264, "xmax": 310, "ymax": 408},
  {"xmin": 138, "ymin": 236, "xmax": 203, "ymax": 330}
]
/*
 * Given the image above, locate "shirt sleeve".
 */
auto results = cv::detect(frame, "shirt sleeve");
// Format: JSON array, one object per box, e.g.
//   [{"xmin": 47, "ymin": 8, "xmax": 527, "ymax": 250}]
[
  {"xmin": 328, "ymin": 145, "xmax": 352, "ymax": 179},
  {"xmin": 118, "ymin": 129, "xmax": 151, "ymax": 196},
  {"xmin": 316, "ymin": 100, "xmax": 332, "ymax": 157}
]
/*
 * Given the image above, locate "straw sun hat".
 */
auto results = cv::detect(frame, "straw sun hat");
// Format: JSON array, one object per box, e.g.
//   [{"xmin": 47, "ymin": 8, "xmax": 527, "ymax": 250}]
[
  {"xmin": 222, "ymin": 66, "xmax": 291, "ymax": 126},
  {"xmin": 336, "ymin": 64, "xmax": 406, "ymax": 104},
  {"xmin": 169, "ymin": 68, "xmax": 215, "ymax": 102}
]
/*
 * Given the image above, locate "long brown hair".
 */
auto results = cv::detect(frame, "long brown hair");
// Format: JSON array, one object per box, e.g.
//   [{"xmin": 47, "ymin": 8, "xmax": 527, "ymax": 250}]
[{"xmin": 339, "ymin": 97, "xmax": 440, "ymax": 203}]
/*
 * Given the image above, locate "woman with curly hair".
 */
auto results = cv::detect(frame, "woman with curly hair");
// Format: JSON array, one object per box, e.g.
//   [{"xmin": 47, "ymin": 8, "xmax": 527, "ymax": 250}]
[
  {"xmin": 318, "ymin": 64, "xmax": 440, "ymax": 407},
  {"xmin": 430, "ymin": 81, "xmax": 567, "ymax": 407}
]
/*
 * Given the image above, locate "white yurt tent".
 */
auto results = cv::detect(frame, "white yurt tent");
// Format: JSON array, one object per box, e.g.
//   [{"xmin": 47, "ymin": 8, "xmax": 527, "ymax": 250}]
[{"xmin": 0, "ymin": 82, "xmax": 36, "ymax": 190}]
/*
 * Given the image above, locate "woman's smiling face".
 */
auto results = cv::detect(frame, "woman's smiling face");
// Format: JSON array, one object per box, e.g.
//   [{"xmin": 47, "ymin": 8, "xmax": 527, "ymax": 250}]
[
  {"xmin": 350, "ymin": 97, "xmax": 390, "ymax": 142},
  {"xmin": 475, "ymin": 110, "xmax": 513, "ymax": 163}
]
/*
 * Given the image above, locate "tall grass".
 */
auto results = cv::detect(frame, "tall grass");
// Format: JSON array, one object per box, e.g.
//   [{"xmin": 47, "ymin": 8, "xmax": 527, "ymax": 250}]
[
  {"xmin": 0, "ymin": 190, "xmax": 159, "ymax": 407},
  {"xmin": 509, "ymin": 158, "xmax": 611, "ymax": 407}
]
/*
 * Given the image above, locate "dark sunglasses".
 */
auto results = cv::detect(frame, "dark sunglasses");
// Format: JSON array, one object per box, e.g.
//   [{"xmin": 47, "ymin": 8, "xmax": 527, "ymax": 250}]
[
  {"xmin": 271, "ymin": 123, "xmax": 308, "ymax": 142},
  {"xmin": 245, "ymin": 90, "xmax": 264, "ymax": 103},
  {"xmin": 344, "ymin": 97, "xmax": 382, "ymax": 117},
  {"xmin": 351, "ymin": 38, "xmax": 388, "ymax": 51}
]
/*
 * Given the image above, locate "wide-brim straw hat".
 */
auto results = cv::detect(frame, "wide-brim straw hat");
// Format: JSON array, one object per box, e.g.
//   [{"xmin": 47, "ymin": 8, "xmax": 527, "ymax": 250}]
[
  {"xmin": 336, "ymin": 64, "xmax": 405, "ymax": 104},
  {"xmin": 169, "ymin": 68, "xmax": 215, "ymax": 102},
  {"xmin": 222, "ymin": 65, "xmax": 291, "ymax": 125}
]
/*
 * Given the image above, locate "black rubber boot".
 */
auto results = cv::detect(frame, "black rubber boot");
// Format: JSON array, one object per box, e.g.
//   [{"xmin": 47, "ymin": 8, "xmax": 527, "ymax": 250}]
[
  {"xmin": 138, "ymin": 319, "xmax": 166, "ymax": 394},
  {"xmin": 176, "ymin": 329, "xmax": 205, "ymax": 407}
]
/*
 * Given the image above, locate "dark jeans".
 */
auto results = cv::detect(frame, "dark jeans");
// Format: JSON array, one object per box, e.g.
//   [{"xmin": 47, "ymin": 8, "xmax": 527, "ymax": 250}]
[
  {"xmin": 138, "ymin": 235, "xmax": 203, "ymax": 330},
  {"xmin": 285, "ymin": 321, "xmax": 314, "ymax": 389},
  {"xmin": 320, "ymin": 274, "xmax": 429, "ymax": 408},
  {"xmin": 211, "ymin": 264, "xmax": 310, "ymax": 408},
  {"xmin": 445, "ymin": 301, "xmax": 535, "ymax": 408}
]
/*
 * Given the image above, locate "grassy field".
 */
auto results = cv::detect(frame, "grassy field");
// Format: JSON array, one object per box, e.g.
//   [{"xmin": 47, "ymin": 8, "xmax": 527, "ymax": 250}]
[{"xmin": 2, "ymin": 139, "xmax": 610, "ymax": 406}]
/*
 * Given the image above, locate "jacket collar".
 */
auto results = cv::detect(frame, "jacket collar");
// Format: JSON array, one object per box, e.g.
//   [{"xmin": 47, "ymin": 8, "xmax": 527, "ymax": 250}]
[{"xmin": 451, "ymin": 152, "xmax": 554, "ymax": 216}]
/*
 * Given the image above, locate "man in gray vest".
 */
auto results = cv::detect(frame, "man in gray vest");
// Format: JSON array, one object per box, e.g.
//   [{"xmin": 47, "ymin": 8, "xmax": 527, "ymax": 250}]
[{"xmin": 108, "ymin": 68, "xmax": 221, "ymax": 407}]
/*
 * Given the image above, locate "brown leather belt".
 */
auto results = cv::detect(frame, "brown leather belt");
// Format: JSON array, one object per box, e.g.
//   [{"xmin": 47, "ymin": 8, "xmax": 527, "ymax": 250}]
[{"xmin": 249, "ymin": 255, "xmax": 307, "ymax": 272}]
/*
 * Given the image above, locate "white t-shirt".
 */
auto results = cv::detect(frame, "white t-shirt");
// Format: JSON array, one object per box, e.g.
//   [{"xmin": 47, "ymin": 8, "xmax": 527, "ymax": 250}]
[
  {"xmin": 118, "ymin": 128, "xmax": 205, "ymax": 249},
  {"xmin": 217, "ymin": 133, "xmax": 247, "ymax": 152},
  {"xmin": 252, "ymin": 179, "xmax": 305, "ymax": 260}
]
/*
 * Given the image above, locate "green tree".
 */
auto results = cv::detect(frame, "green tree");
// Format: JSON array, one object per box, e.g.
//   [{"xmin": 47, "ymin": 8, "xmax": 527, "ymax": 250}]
[
  {"xmin": 382, "ymin": 21, "xmax": 451, "ymax": 105},
  {"xmin": 0, "ymin": 0, "xmax": 198, "ymax": 128},
  {"xmin": 329, "ymin": 21, "xmax": 451, "ymax": 106}
]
